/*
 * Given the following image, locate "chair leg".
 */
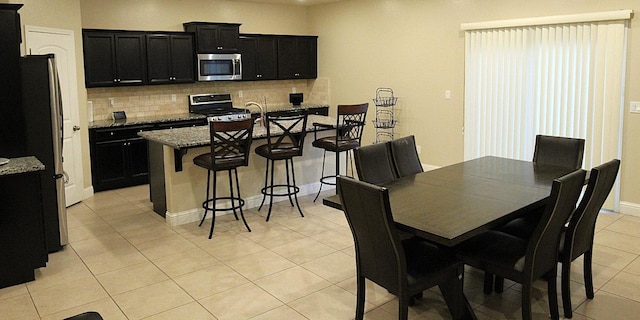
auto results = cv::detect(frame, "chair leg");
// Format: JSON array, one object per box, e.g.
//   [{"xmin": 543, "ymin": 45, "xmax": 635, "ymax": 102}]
[
  {"xmin": 208, "ymin": 172, "xmax": 217, "ymax": 239},
  {"xmin": 227, "ymin": 170, "xmax": 239, "ymax": 221},
  {"xmin": 398, "ymin": 291, "xmax": 409, "ymax": 320},
  {"xmin": 584, "ymin": 250, "xmax": 595, "ymax": 299},
  {"xmin": 483, "ymin": 272, "xmax": 494, "ymax": 294},
  {"xmin": 266, "ymin": 159, "xmax": 276, "ymax": 222},
  {"xmin": 313, "ymin": 150, "xmax": 327, "ymax": 202},
  {"xmin": 199, "ymin": 170, "xmax": 211, "ymax": 227},
  {"xmin": 494, "ymin": 275, "xmax": 504, "ymax": 293},
  {"xmin": 285, "ymin": 159, "xmax": 294, "ymax": 207},
  {"xmin": 547, "ymin": 270, "xmax": 560, "ymax": 320},
  {"xmin": 233, "ymin": 168, "xmax": 251, "ymax": 232},
  {"xmin": 562, "ymin": 259, "xmax": 573, "ymax": 318},
  {"xmin": 355, "ymin": 275, "xmax": 366, "ymax": 320},
  {"xmin": 258, "ymin": 158, "xmax": 269, "ymax": 210},
  {"xmin": 521, "ymin": 281, "xmax": 533, "ymax": 320},
  {"xmin": 290, "ymin": 158, "xmax": 304, "ymax": 218}
]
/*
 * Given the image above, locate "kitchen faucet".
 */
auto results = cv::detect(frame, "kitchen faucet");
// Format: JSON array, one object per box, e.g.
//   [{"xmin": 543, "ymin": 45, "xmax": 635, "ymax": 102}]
[{"xmin": 244, "ymin": 101, "xmax": 265, "ymax": 126}]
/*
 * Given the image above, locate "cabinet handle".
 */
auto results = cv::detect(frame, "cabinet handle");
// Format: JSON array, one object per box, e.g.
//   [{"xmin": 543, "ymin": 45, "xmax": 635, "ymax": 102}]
[
  {"xmin": 73, "ymin": 125, "xmax": 81, "ymax": 131},
  {"xmin": 217, "ymin": 46, "xmax": 223, "ymax": 50},
  {"xmin": 110, "ymin": 132, "xmax": 114, "ymax": 136}
]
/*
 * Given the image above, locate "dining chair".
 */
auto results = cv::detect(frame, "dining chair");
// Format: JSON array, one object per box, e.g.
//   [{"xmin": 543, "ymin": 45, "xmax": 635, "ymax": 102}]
[
  {"xmin": 560, "ymin": 159, "xmax": 620, "ymax": 318},
  {"xmin": 312, "ymin": 103, "xmax": 368, "ymax": 201},
  {"xmin": 193, "ymin": 117, "xmax": 254, "ymax": 238},
  {"xmin": 254, "ymin": 109, "xmax": 308, "ymax": 221},
  {"xmin": 337, "ymin": 176, "xmax": 470, "ymax": 320},
  {"xmin": 353, "ymin": 141, "xmax": 398, "ymax": 184},
  {"xmin": 64, "ymin": 312, "xmax": 104, "ymax": 320},
  {"xmin": 533, "ymin": 134, "xmax": 585, "ymax": 169},
  {"xmin": 389, "ymin": 135, "xmax": 424, "ymax": 177},
  {"xmin": 456, "ymin": 169, "xmax": 586, "ymax": 320}
]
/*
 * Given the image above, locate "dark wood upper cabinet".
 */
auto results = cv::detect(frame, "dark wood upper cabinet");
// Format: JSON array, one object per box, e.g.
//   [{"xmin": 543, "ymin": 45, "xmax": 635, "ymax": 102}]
[
  {"xmin": 277, "ymin": 35, "xmax": 317, "ymax": 80},
  {"xmin": 146, "ymin": 33, "xmax": 195, "ymax": 84},
  {"xmin": 239, "ymin": 34, "xmax": 278, "ymax": 81},
  {"xmin": 183, "ymin": 22, "xmax": 241, "ymax": 53},
  {"xmin": 83, "ymin": 30, "xmax": 147, "ymax": 87}
]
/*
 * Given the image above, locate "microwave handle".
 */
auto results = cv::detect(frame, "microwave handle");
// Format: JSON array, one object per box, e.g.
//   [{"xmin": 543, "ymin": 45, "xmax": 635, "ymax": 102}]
[{"xmin": 234, "ymin": 59, "xmax": 241, "ymax": 76}]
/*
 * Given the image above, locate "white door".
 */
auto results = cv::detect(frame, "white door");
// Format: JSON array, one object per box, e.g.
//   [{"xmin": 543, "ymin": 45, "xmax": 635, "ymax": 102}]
[{"xmin": 25, "ymin": 26, "xmax": 84, "ymax": 207}]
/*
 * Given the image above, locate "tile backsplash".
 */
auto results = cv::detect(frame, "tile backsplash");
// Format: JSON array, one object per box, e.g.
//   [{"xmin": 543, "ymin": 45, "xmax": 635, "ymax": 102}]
[{"xmin": 87, "ymin": 78, "xmax": 330, "ymax": 121}]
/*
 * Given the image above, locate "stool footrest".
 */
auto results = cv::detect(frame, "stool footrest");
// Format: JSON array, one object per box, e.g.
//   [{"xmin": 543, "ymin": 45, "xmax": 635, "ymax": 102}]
[
  {"xmin": 261, "ymin": 184, "xmax": 301, "ymax": 197},
  {"xmin": 203, "ymin": 197, "xmax": 245, "ymax": 212}
]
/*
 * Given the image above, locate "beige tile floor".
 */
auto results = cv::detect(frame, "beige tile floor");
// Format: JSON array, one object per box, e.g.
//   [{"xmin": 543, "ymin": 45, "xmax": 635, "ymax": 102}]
[{"xmin": 2, "ymin": 184, "xmax": 640, "ymax": 319}]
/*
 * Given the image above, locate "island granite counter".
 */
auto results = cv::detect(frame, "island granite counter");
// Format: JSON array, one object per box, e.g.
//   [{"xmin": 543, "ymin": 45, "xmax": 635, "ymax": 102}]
[{"xmin": 139, "ymin": 114, "xmax": 338, "ymax": 225}]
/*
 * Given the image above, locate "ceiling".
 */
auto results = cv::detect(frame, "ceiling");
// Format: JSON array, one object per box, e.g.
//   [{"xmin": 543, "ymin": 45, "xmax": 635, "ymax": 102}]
[{"xmin": 236, "ymin": 0, "xmax": 344, "ymax": 6}]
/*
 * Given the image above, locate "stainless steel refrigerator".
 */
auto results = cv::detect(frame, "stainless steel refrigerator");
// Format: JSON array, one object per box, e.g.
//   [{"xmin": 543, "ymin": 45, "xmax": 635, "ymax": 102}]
[{"xmin": 20, "ymin": 54, "xmax": 68, "ymax": 251}]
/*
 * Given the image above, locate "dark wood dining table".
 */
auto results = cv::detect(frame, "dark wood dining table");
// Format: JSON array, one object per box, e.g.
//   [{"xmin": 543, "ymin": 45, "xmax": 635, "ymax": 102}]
[
  {"xmin": 323, "ymin": 156, "xmax": 575, "ymax": 319},
  {"xmin": 324, "ymin": 156, "xmax": 575, "ymax": 247}
]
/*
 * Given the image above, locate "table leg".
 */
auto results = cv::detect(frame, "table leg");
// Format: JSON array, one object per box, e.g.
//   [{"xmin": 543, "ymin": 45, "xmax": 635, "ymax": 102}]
[{"xmin": 439, "ymin": 265, "xmax": 477, "ymax": 320}]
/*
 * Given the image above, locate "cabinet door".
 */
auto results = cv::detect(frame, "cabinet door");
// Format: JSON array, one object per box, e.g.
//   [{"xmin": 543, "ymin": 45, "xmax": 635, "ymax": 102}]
[
  {"xmin": 146, "ymin": 34, "xmax": 172, "ymax": 84},
  {"xmin": 294, "ymin": 37, "xmax": 317, "ymax": 79},
  {"xmin": 93, "ymin": 139, "xmax": 128, "ymax": 189},
  {"xmin": 83, "ymin": 32, "xmax": 117, "ymax": 87},
  {"xmin": 239, "ymin": 37, "xmax": 258, "ymax": 80},
  {"xmin": 114, "ymin": 33, "xmax": 146, "ymax": 85},
  {"xmin": 128, "ymin": 137, "xmax": 149, "ymax": 180},
  {"xmin": 277, "ymin": 37, "xmax": 297, "ymax": 79},
  {"xmin": 256, "ymin": 37, "xmax": 278, "ymax": 80},
  {"xmin": 217, "ymin": 25, "xmax": 239, "ymax": 52},
  {"xmin": 195, "ymin": 26, "xmax": 219, "ymax": 52},
  {"xmin": 170, "ymin": 35, "xmax": 195, "ymax": 83}
]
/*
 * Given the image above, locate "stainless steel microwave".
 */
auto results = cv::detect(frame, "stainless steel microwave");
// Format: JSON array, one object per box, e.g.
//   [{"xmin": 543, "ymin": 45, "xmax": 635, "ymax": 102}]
[{"xmin": 197, "ymin": 53, "xmax": 242, "ymax": 81}]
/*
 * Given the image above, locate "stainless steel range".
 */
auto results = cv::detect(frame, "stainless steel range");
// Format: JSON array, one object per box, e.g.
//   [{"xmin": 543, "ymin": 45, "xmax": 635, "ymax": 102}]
[{"xmin": 188, "ymin": 93, "xmax": 251, "ymax": 122}]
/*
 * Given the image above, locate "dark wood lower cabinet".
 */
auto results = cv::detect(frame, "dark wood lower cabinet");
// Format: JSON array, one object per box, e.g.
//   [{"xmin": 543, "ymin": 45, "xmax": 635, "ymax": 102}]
[
  {"xmin": 0, "ymin": 169, "xmax": 48, "ymax": 289},
  {"xmin": 90, "ymin": 119, "xmax": 207, "ymax": 192}
]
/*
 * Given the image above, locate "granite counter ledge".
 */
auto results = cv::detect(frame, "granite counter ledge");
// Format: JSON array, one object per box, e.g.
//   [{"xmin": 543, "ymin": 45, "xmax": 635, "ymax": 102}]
[
  {"xmin": 0, "ymin": 156, "xmax": 44, "ymax": 176},
  {"xmin": 139, "ymin": 114, "xmax": 336, "ymax": 171}
]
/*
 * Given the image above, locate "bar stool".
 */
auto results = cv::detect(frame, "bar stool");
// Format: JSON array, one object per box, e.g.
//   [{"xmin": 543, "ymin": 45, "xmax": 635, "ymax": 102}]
[
  {"xmin": 193, "ymin": 117, "xmax": 254, "ymax": 239},
  {"xmin": 312, "ymin": 103, "xmax": 368, "ymax": 201},
  {"xmin": 255, "ymin": 109, "xmax": 308, "ymax": 221}
]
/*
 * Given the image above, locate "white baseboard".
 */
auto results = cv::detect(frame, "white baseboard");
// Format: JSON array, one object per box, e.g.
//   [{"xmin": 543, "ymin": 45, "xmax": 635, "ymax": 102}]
[
  {"xmin": 422, "ymin": 164, "xmax": 440, "ymax": 171},
  {"xmin": 83, "ymin": 186, "xmax": 94, "ymax": 200},
  {"xmin": 165, "ymin": 181, "xmax": 335, "ymax": 226},
  {"xmin": 620, "ymin": 201, "xmax": 640, "ymax": 217}
]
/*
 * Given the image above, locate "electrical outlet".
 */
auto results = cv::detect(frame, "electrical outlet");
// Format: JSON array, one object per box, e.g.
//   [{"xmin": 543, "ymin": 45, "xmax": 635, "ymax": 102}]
[
  {"xmin": 630, "ymin": 101, "xmax": 640, "ymax": 113},
  {"xmin": 238, "ymin": 90, "xmax": 243, "ymax": 98},
  {"xmin": 109, "ymin": 97, "xmax": 115, "ymax": 106},
  {"xmin": 292, "ymin": 87, "xmax": 297, "ymax": 93},
  {"xmin": 416, "ymin": 145, "xmax": 422, "ymax": 154},
  {"xmin": 445, "ymin": 90, "xmax": 451, "ymax": 99},
  {"xmin": 171, "ymin": 94, "xmax": 176, "ymax": 102}
]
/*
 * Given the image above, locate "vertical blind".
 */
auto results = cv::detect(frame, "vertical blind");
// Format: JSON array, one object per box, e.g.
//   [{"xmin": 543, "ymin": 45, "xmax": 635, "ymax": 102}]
[{"xmin": 462, "ymin": 12, "xmax": 630, "ymax": 175}]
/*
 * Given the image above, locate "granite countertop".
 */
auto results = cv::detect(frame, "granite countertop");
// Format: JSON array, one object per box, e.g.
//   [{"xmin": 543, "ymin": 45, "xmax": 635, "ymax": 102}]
[
  {"xmin": 88, "ymin": 104, "xmax": 330, "ymax": 129},
  {"xmin": 139, "ymin": 114, "xmax": 335, "ymax": 149},
  {"xmin": 0, "ymin": 156, "xmax": 45, "ymax": 177}
]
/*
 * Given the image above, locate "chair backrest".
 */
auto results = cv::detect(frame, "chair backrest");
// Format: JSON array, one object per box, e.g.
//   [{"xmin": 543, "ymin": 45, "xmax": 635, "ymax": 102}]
[
  {"xmin": 565, "ymin": 159, "xmax": 620, "ymax": 261},
  {"xmin": 209, "ymin": 117, "xmax": 254, "ymax": 169},
  {"xmin": 389, "ymin": 135, "xmax": 424, "ymax": 177},
  {"xmin": 337, "ymin": 176, "xmax": 406, "ymax": 293},
  {"xmin": 526, "ymin": 169, "xmax": 586, "ymax": 279},
  {"xmin": 354, "ymin": 142, "xmax": 398, "ymax": 184},
  {"xmin": 336, "ymin": 103, "xmax": 368, "ymax": 144},
  {"xmin": 532, "ymin": 135, "xmax": 585, "ymax": 169},
  {"xmin": 264, "ymin": 109, "xmax": 308, "ymax": 156}
]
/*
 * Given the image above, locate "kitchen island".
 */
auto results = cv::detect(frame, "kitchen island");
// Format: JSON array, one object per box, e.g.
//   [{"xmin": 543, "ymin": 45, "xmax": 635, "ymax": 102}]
[{"xmin": 139, "ymin": 114, "xmax": 337, "ymax": 226}]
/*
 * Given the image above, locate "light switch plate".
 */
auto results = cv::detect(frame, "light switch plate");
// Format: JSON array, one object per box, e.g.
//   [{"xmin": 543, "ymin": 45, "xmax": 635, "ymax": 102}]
[{"xmin": 631, "ymin": 101, "xmax": 640, "ymax": 113}]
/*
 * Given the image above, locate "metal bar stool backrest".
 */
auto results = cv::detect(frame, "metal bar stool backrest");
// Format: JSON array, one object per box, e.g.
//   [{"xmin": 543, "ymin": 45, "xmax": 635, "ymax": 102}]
[
  {"xmin": 264, "ymin": 109, "xmax": 308, "ymax": 156},
  {"xmin": 336, "ymin": 103, "xmax": 368, "ymax": 145},
  {"xmin": 209, "ymin": 118, "xmax": 254, "ymax": 170}
]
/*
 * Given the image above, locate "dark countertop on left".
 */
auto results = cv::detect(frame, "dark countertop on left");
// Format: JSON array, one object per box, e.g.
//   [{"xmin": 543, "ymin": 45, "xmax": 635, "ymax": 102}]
[
  {"xmin": 89, "ymin": 113, "xmax": 205, "ymax": 129},
  {"xmin": 0, "ymin": 156, "xmax": 44, "ymax": 177}
]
